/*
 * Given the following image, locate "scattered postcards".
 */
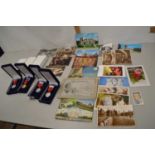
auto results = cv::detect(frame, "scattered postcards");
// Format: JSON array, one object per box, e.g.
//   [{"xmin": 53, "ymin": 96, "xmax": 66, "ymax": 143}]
[{"xmin": 126, "ymin": 65, "xmax": 150, "ymax": 87}]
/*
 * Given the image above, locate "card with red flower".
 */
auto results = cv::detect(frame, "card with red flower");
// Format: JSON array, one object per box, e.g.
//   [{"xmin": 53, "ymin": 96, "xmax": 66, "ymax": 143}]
[{"xmin": 126, "ymin": 65, "xmax": 150, "ymax": 87}]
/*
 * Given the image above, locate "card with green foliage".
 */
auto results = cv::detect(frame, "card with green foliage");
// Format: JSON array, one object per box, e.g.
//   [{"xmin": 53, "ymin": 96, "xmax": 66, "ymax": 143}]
[{"xmin": 55, "ymin": 98, "xmax": 95, "ymax": 122}]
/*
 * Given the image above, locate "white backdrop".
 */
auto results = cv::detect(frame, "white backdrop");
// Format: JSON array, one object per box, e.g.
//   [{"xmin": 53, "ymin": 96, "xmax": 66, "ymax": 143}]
[{"xmin": 0, "ymin": 26, "xmax": 155, "ymax": 53}]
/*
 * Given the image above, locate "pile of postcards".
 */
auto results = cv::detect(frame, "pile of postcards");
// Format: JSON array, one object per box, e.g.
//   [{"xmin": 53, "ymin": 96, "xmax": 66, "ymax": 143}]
[{"xmin": 46, "ymin": 33, "xmax": 150, "ymax": 127}]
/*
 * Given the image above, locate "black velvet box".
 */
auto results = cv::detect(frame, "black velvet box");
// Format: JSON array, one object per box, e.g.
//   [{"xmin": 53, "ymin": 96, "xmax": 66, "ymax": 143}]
[
  {"xmin": 39, "ymin": 68, "xmax": 60, "ymax": 104},
  {"xmin": 1, "ymin": 64, "xmax": 23, "ymax": 95},
  {"xmin": 28, "ymin": 65, "xmax": 49, "ymax": 100},
  {"xmin": 14, "ymin": 63, "xmax": 35, "ymax": 93}
]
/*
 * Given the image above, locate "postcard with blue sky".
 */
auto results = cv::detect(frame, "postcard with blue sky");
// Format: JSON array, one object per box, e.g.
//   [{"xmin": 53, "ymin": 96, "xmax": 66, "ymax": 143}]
[
  {"xmin": 119, "ymin": 43, "xmax": 142, "ymax": 52},
  {"xmin": 83, "ymin": 66, "xmax": 98, "ymax": 78},
  {"xmin": 76, "ymin": 33, "xmax": 98, "ymax": 41},
  {"xmin": 99, "ymin": 77, "xmax": 129, "ymax": 87},
  {"xmin": 75, "ymin": 49, "xmax": 99, "ymax": 56}
]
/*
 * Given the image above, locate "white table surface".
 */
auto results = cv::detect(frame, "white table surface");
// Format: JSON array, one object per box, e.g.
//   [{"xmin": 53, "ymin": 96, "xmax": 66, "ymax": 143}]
[{"xmin": 0, "ymin": 43, "xmax": 155, "ymax": 128}]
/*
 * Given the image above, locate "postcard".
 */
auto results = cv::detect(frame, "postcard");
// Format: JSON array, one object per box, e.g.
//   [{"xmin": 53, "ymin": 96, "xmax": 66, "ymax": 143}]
[
  {"xmin": 115, "ymin": 49, "xmax": 132, "ymax": 65},
  {"xmin": 72, "ymin": 56, "xmax": 98, "ymax": 68},
  {"xmin": 98, "ymin": 105, "xmax": 135, "ymax": 126},
  {"xmin": 68, "ymin": 68, "xmax": 83, "ymax": 78},
  {"xmin": 98, "ymin": 86, "xmax": 129, "ymax": 95},
  {"xmin": 48, "ymin": 55, "xmax": 72, "ymax": 66},
  {"xmin": 132, "ymin": 91, "xmax": 144, "ymax": 105},
  {"xmin": 46, "ymin": 65, "xmax": 65, "ymax": 76},
  {"xmin": 75, "ymin": 49, "xmax": 99, "ymax": 56},
  {"xmin": 99, "ymin": 77, "xmax": 129, "ymax": 87},
  {"xmin": 118, "ymin": 43, "xmax": 142, "ymax": 53},
  {"xmin": 83, "ymin": 66, "xmax": 98, "ymax": 78},
  {"xmin": 102, "ymin": 50, "xmax": 115, "ymax": 65},
  {"xmin": 55, "ymin": 98, "xmax": 95, "ymax": 122},
  {"xmin": 96, "ymin": 93, "xmax": 130, "ymax": 107},
  {"xmin": 56, "ymin": 47, "xmax": 76, "ymax": 57},
  {"xmin": 98, "ymin": 65, "xmax": 126, "ymax": 77},
  {"xmin": 126, "ymin": 65, "xmax": 150, "ymax": 87},
  {"xmin": 58, "ymin": 78, "xmax": 98, "ymax": 99},
  {"xmin": 76, "ymin": 33, "xmax": 99, "ymax": 48}
]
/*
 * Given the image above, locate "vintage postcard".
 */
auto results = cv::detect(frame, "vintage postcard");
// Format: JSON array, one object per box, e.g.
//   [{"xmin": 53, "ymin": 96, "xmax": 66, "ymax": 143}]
[
  {"xmin": 72, "ymin": 56, "xmax": 98, "ymax": 68},
  {"xmin": 118, "ymin": 43, "xmax": 142, "ymax": 53},
  {"xmin": 132, "ymin": 91, "xmax": 144, "ymax": 105},
  {"xmin": 55, "ymin": 98, "xmax": 95, "ymax": 122},
  {"xmin": 83, "ymin": 66, "xmax": 98, "ymax": 78},
  {"xmin": 102, "ymin": 50, "xmax": 115, "ymax": 65},
  {"xmin": 98, "ymin": 86, "xmax": 129, "ymax": 95},
  {"xmin": 99, "ymin": 77, "xmax": 129, "ymax": 87},
  {"xmin": 68, "ymin": 68, "xmax": 83, "ymax": 78},
  {"xmin": 98, "ymin": 65, "xmax": 126, "ymax": 77},
  {"xmin": 96, "ymin": 93, "xmax": 130, "ymax": 107},
  {"xmin": 48, "ymin": 55, "xmax": 72, "ymax": 66},
  {"xmin": 58, "ymin": 78, "xmax": 98, "ymax": 99},
  {"xmin": 98, "ymin": 105, "xmax": 135, "ymax": 127},
  {"xmin": 56, "ymin": 47, "xmax": 76, "ymax": 57},
  {"xmin": 115, "ymin": 49, "xmax": 132, "ymax": 65},
  {"xmin": 76, "ymin": 33, "xmax": 99, "ymax": 48},
  {"xmin": 46, "ymin": 65, "xmax": 65, "ymax": 76},
  {"xmin": 126, "ymin": 65, "xmax": 150, "ymax": 87},
  {"xmin": 75, "ymin": 49, "xmax": 99, "ymax": 56}
]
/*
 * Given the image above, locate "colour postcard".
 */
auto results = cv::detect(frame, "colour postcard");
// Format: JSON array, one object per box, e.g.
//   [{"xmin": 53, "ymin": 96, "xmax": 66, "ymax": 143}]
[
  {"xmin": 99, "ymin": 77, "xmax": 129, "ymax": 87},
  {"xmin": 76, "ymin": 33, "xmax": 99, "ymax": 48},
  {"xmin": 118, "ymin": 43, "xmax": 142, "ymax": 53},
  {"xmin": 126, "ymin": 65, "xmax": 150, "ymax": 87},
  {"xmin": 55, "ymin": 98, "xmax": 95, "ymax": 122},
  {"xmin": 98, "ymin": 65, "xmax": 126, "ymax": 77}
]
